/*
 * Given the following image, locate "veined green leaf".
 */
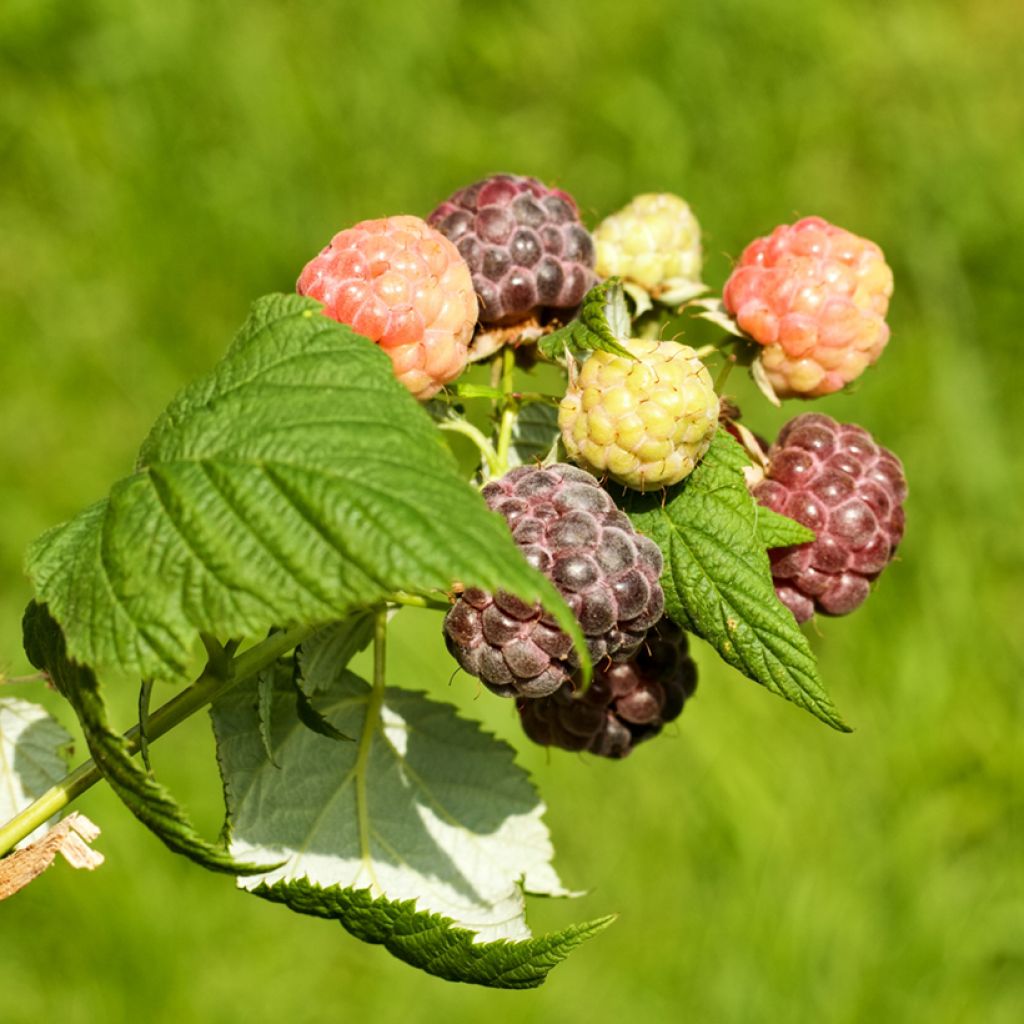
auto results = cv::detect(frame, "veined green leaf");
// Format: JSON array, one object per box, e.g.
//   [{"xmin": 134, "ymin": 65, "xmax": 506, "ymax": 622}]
[
  {"xmin": 624, "ymin": 431, "xmax": 849, "ymax": 732},
  {"xmin": 211, "ymin": 655, "xmax": 606, "ymax": 985},
  {"xmin": 25, "ymin": 294, "xmax": 583, "ymax": 683},
  {"xmin": 538, "ymin": 278, "xmax": 635, "ymax": 363},
  {"xmin": 253, "ymin": 879, "xmax": 613, "ymax": 989},
  {"xmin": 755, "ymin": 505, "xmax": 816, "ymax": 550}
]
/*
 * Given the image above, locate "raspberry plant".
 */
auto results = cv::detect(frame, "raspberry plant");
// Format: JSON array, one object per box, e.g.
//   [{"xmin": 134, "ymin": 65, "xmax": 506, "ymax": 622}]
[{"xmin": 0, "ymin": 177, "xmax": 907, "ymax": 989}]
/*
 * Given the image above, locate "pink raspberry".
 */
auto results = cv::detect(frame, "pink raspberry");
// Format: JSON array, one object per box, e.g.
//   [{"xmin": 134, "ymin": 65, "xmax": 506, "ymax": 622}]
[
  {"xmin": 297, "ymin": 215, "xmax": 478, "ymax": 400},
  {"xmin": 722, "ymin": 216, "xmax": 893, "ymax": 398}
]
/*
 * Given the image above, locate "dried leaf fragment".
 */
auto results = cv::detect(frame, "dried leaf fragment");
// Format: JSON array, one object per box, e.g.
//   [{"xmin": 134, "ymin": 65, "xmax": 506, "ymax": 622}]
[{"xmin": 0, "ymin": 813, "xmax": 103, "ymax": 900}]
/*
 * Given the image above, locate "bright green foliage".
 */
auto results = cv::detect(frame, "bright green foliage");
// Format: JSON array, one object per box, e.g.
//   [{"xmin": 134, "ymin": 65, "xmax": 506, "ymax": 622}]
[
  {"xmin": 755, "ymin": 506, "xmax": 816, "ymax": 550},
  {"xmin": 252, "ymin": 879, "xmax": 613, "ymax": 989},
  {"xmin": 625, "ymin": 432, "xmax": 848, "ymax": 731},
  {"xmin": 538, "ymin": 279, "xmax": 634, "ymax": 363},
  {"xmin": 24, "ymin": 294, "xmax": 583, "ymax": 683}
]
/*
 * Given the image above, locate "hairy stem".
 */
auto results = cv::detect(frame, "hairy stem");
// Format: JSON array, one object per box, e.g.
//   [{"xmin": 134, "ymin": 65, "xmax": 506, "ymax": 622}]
[{"xmin": 0, "ymin": 623, "xmax": 313, "ymax": 857}]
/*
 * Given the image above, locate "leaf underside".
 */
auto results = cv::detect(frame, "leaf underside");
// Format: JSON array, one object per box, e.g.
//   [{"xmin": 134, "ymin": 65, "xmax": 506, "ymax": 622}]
[
  {"xmin": 25, "ymin": 294, "xmax": 584, "ymax": 684},
  {"xmin": 210, "ymin": 644, "xmax": 604, "ymax": 985},
  {"xmin": 507, "ymin": 402, "xmax": 561, "ymax": 470},
  {"xmin": 0, "ymin": 695, "xmax": 71, "ymax": 844},
  {"xmin": 624, "ymin": 431, "xmax": 849, "ymax": 732}
]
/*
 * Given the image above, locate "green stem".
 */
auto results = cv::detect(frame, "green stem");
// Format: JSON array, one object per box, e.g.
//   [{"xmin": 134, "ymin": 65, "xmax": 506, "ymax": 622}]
[
  {"xmin": 388, "ymin": 590, "xmax": 450, "ymax": 612},
  {"xmin": 715, "ymin": 355, "xmax": 736, "ymax": 392},
  {"xmin": 513, "ymin": 391, "xmax": 560, "ymax": 406},
  {"xmin": 0, "ymin": 623, "xmax": 314, "ymax": 857},
  {"xmin": 494, "ymin": 346, "xmax": 518, "ymax": 475}
]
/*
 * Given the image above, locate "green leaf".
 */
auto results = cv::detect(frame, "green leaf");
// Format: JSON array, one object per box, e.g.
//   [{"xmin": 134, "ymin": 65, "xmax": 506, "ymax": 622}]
[
  {"xmin": 253, "ymin": 879, "xmax": 613, "ymax": 989},
  {"xmin": 755, "ymin": 506, "xmax": 816, "ymax": 550},
  {"xmin": 538, "ymin": 279, "xmax": 635, "ymax": 363},
  {"xmin": 298, "ymin": 615, "xmax": 375, "ymax": 695},
  {"xmin": 507, "ymin": 402, "xmax": 561, "ymax": 470},
  {"xmin": 22, "ymin": 602, "xmax": 270, "ymax": 873},
  {"xmin": 623, "ymin": 431, "xmax": 849, "ymax": 732},
  {"xmin": 25, "ymin": 294, "xmax": 584, "ymax": 683},
  {"xmin": 0, "ymin": 695, "xmax": 71, "ymax": 845},
  {"xmin": 211, "ymin": 655, "xmax": 606, "ymax": 985}
]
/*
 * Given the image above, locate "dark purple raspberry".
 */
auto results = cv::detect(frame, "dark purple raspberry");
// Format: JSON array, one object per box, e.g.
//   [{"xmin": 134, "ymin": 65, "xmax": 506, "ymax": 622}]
[
  {"xmin": 753, "ymin": 412, "xmax": 907, "ymax": 622},
  {"xmin": 518, "ymin": 619, "xmax": 697, "ymax": 758},
  {"xmin": 428, "ymin": 173, "xmax": 597, "ymax": 325},
  {"xmin": 443, "ymin": 464, "xmax": 665, "ymax": 698}
]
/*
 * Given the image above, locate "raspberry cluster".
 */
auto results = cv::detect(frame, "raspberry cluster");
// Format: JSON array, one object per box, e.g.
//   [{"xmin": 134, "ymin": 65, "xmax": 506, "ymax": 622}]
[
  {"xmin": 429, "ymin": 173, "xmax": 596, "ymax": 325},
  {"xmin": 593, "ymin": 192, "xmax": 703, "ymax": 301},
  {"xmin": 722, "ymin": 216, "xmax": 893, "ymax": 398},
  {"xmin": 297, "ymin": 214, "xmax": 477, "ymax": 400},
  {"xmin": 753, "ymin": 413, "xmax": 907, "ymax": 622},
  {"xmin": 518, "ymin": 619, "xmax": 697, "ymax": 758},
  {"xmin": 559, "ymin": 339, "xmax": 719, "ymax": 490},
  {"xmin": 443, "ymin": 464, "xmax": 665, "ymax": 698}
]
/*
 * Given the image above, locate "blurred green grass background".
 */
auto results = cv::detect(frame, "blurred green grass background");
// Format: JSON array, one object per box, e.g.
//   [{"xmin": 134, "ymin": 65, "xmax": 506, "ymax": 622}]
[{"xmin": 1, "ymin": 0, "xmax": 1021, "ymax": 1020}]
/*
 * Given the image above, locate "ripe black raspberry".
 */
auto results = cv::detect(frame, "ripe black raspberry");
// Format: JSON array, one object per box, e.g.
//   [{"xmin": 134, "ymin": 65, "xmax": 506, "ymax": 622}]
[
  {"xmin": 518, "ymin": 619, "xmax": 697, "ymax": 758},
  {"xmin": 428, "ymin": 173, "xmax": 596, "ymax": 325},
  {"xmin": 443, "ymin": 464, "xmax": 664, "ymax": 698},
  {"xmin": 753, "ymin": 412, "xmax": 907, "ymax": 622}
]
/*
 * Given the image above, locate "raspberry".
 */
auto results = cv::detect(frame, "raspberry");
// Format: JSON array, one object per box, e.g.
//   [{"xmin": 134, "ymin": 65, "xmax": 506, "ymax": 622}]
[
  {"xmin": 593, "ymin": 193, "xmax": 703, "ymax": 302},
  {"xmin": 558, "ymin": 339, "xmax": 719, "ymax": 490},
  {"xmin": 443, "ymin": 464, "xmax": 665, "ymax": 699},
  {"xmin": 518, "ymin": 619, "xmax": 697, "ymax": 758},
  {"xmin": 428, "ymin": 173, "xmax": 596, "ymax": 325},
  {"xmin": 297, "ymin": 214, "xmax": 477, "ymax": 400},
  {"xmin": 722, "ymin": 216, "xmax": 893, "ymax": 398},
  {"xmin": 753, "ymin": 413, "xmax": 907, "ymax": 622}
]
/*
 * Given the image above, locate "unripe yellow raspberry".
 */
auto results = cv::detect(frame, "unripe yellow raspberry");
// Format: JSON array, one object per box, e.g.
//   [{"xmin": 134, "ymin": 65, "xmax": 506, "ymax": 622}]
[
  {"xmin": 559, "ymin": 339, "xmax": 719, "ymax": 490},
  {"xmin": 593, "ymin": 194, "xmax": 703, "ymax": 303}
]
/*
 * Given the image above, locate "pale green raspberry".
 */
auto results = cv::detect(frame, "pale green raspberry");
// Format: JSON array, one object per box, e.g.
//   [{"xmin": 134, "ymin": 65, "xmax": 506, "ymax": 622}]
[
  {"xmin": 559, "ymin": 339, "xmax": 719, "ymax": 490},
  {"xmin": 593, "ymin": 194, "xmax": 703, "ymax": 304}
]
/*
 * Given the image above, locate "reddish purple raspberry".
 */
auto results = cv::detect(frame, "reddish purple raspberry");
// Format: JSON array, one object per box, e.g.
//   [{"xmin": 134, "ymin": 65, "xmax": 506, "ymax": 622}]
[
  {"xmin": 518, "ymin": 619, "xmax": 697, "ymax": 758},
  {"xmin": 753, "ymin": 413, "xmax": 907, "ymax": 622},
  {"xmin": 428, "ymin": 173, "xmax": 597, "ymax": 325},
  {"xmin": 443, "ymin": 464, "xmax": 665, "ymax": 698}
]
